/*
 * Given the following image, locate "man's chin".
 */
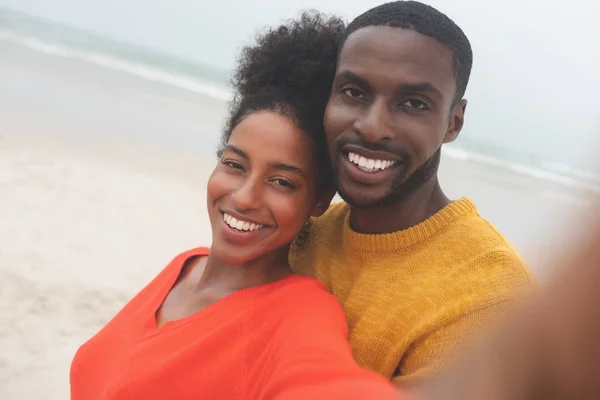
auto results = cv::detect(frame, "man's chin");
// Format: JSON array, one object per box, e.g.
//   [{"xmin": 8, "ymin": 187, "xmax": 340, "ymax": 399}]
[{"xmin": 336, "ymin": 185, "xmax": 390, "ymax": 210}]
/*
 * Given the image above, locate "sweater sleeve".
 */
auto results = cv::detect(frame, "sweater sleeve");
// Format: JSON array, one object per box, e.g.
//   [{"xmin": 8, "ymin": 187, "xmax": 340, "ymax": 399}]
[
  {"xmin": 392, "ymin": 301, "xmax": 513, "ymax": 387},
  {"xmin": 392, "ymin": 251, "xmax": 535, "ymax": 387},
  {"xmin": 257, "ymin": 285, "xmax": 402, "ymax": 400}
]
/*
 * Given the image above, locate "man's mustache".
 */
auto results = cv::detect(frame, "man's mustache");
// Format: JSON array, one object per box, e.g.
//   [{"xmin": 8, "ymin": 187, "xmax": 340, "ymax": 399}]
[{"xmin": 335, "ymin": 137, "xmax": 410, "ymax": 160}]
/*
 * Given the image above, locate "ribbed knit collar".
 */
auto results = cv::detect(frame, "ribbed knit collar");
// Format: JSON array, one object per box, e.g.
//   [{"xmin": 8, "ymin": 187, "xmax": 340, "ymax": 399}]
[{"xmin": 343, "ymin": 197, "xmax": 478, "ymax": 251}]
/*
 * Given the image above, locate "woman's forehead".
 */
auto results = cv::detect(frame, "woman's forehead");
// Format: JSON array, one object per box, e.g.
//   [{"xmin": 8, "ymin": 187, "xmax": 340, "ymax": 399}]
[{"xmin": 228, "ymin": 111, "xmax": 317, "ymax": 168}]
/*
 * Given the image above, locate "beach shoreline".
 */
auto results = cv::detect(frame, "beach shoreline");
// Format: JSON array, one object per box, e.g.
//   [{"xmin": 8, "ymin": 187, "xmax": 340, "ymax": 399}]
[{"xmin": 1, "ymin": 25, "xmax": 596, "ymax": 399}]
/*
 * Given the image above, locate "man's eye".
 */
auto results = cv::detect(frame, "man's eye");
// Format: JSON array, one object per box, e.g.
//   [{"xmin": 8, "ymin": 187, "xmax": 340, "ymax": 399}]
[
  {"xmin": 342, "ymin": 87, "xmax": 367, "ymax": 100},
  {"xmin": 400, "ymin": 99, "xmax": 428, "ymax": 110}
]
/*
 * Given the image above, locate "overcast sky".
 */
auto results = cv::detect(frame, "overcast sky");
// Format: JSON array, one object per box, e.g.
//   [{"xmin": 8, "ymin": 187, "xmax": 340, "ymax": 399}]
[{"xmin": 3, "ymin": 0, "xmax": 600, "ymax": 165}]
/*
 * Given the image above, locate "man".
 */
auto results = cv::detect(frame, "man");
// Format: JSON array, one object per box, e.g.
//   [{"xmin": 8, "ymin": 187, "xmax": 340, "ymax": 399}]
[{"xmin": 290, "ymin": 0, "xmax": 535, "ymax": 387}]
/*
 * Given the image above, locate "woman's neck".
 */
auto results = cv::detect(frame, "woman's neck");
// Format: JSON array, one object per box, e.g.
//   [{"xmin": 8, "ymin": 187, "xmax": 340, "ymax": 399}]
[{"xmin": 196, "ymin": 246, "xmax": 293, "ymax": 293}]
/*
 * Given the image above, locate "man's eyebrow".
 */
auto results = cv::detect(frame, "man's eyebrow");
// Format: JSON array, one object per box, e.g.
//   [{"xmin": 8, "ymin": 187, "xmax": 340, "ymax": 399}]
[
  {"xmin": 334, "ymin": 69, "xmax": 370, "ymax": 87},
  {"xmin": 335, "ymin": 69, "xmax": 442, "ymax": 98},
  {"xmin": 399, "ymin": 82, "xmax": 442, "ymax": 97}
]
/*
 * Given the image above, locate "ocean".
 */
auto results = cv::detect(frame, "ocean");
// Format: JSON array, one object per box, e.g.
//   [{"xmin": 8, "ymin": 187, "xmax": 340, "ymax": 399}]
[
  {"xmin": 1, "ymin": 6, "xmax": 599, "ymax": 194},
  {"xmin": 1, "ymin": 8, "xmax": 595, "ymax": 397}
]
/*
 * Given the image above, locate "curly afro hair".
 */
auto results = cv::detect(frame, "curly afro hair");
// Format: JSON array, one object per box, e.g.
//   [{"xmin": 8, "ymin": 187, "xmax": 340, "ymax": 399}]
[{"xmin": 220, "ymin": 10, "xmax": 345, "ymax": 192}]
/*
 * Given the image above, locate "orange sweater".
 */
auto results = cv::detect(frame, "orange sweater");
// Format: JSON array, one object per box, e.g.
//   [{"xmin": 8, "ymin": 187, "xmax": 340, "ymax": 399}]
[{"xmin": 70, "ymin": 247, "xmax": 399, "ymax": 400}]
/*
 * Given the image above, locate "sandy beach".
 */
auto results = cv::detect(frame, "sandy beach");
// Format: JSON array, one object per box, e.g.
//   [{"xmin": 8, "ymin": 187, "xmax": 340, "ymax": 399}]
[
  {"xmin": 1, "ymin": 29, "xmax": 596, "ymax": 400},
  {"xmin": 2, "ymin": 128, "xmax": 593, "ymax": 400},
  {"xmin": 0, "ymin": 131, "xmax": 214, "ymax": 399}
]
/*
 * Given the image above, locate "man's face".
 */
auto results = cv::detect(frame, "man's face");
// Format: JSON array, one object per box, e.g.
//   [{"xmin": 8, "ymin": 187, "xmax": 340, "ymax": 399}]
[{"xmin": 324, "ymin": 26, "xmax": 466, "ymax": 209}]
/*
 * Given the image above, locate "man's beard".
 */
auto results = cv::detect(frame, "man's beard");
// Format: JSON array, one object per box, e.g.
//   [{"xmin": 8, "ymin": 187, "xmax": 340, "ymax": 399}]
[{"xmin": 337, "ymin": 147, "xmax": 442, "ymax": 210}]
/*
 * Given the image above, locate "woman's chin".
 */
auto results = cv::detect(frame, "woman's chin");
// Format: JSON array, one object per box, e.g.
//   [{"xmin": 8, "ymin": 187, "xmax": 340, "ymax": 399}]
[{"xmin": 210, "ymin": 245, "xmax": 255, "ymax": 266}]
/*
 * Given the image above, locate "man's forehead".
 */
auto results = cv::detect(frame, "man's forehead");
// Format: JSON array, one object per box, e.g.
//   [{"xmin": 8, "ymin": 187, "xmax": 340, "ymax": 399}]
[{"xmin": 338, "ymin": 26, "xmax": 455, "ymax": 84}]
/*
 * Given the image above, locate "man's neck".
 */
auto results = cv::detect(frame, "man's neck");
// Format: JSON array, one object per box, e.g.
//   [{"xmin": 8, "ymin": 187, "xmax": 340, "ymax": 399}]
[{"xmin": 349, "ymin": 177, "xmax": 450, "ymax": 234}]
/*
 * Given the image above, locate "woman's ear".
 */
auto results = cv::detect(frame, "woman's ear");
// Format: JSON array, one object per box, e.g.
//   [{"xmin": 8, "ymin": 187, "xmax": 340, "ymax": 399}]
[{"xmin": 311, "ymin": 186, "xmax": 336, "ymax": 217}]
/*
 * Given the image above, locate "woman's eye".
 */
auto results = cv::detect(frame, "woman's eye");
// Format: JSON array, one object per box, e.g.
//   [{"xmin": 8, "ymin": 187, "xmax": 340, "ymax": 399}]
[
  {"xmin": 222, "ymin": 160, "xmax": 245, "ymax": 171},
  {"xmin": 272, "ymin": 178, "xmax": 296, "ymax": 189}
]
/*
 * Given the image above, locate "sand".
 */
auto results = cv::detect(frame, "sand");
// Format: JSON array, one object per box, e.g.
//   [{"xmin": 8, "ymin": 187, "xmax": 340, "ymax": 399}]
[
  {"xmin": 1, "ymin": 35, "xmax": 596, "ymax": 400},
  {"xmin": 1, "ymin": 129, "xmax": 593, "ymax": 399},
  {"xmin": 0, "ymin": 132, "xmax": 215, "ymax": 399}
]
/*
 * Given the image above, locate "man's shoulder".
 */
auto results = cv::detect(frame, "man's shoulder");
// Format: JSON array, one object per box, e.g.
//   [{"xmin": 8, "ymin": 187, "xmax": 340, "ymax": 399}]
[
  {"xmin": 446, "ymin": 206, "xmax": 523, "ymax": 257},
  {"xmin": 289, "ymin": 201, "xmax": 349, "ymax": 275},
  {"xmin": 441, "ymin": 209, "xmax": 536, "ymax": 289},
  {"xmin": 314, "ymin": 200, "xmax": 350, "ymax": 225},
  {"xmin": 306, "ymin": 201, "xmax": 350, "ymax": 243}
]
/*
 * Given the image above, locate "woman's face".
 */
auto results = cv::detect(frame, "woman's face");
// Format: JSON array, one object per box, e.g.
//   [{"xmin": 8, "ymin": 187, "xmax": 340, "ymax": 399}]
[{"xmin": 207, "ymin": 110, "xmax": 330, "ymax": 265}]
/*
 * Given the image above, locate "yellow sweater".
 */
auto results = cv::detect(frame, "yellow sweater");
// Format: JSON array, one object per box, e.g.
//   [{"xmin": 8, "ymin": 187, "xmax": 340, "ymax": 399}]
[{"xmin": 290, "ymin": 198, "xmax": 535, "ymax": 385}]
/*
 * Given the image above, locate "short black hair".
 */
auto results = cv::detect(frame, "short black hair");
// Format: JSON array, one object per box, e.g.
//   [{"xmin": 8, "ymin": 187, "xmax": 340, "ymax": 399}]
[
  {"xmin": 220, "ymin": 10, "xmax": 345, "ymax": 190},
  {"xmin": 342, "ymin": 1, "xmax": 473, "ymax": 102}
]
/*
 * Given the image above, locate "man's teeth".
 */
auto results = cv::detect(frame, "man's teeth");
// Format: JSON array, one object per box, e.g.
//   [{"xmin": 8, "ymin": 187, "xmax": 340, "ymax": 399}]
[
  {"xmin": 223, "ymin": 213, "xmax": 263, "ymax": 232},
  {"xmin": 348, "ymin": 152, "xmax": 396, "ymax": 172}
]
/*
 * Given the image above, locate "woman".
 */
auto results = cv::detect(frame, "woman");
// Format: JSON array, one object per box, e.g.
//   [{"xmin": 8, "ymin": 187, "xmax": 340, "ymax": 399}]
[{"xmin": 69, "ymin": 11, "xmax": 399, "ymax": 400}]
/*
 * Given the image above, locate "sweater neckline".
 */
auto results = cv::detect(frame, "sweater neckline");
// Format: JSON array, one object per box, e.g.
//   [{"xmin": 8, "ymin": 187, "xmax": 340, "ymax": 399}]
[{"xmin": 343, "ymin": 197, "xmax": 478, "ymax": 251}]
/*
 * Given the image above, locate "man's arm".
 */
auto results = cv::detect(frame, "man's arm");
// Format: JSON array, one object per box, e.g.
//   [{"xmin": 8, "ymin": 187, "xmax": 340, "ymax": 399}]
[
  {"xmin": 393, "ymin": 252, "xmax": 534, "ymax": 388},
  {"xmin": 392, "ymin": 299, "xmax": 519, "ymax": 389},
  {"xmin": 419, "ymin": 205, "xmax": 600, "ymax": 399}
]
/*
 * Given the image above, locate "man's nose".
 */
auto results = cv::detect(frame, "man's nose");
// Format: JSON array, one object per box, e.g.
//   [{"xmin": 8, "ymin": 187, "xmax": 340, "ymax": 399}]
[{"xmin": 353, "ymin": 98, "xmax": 395, "ymax": 143}]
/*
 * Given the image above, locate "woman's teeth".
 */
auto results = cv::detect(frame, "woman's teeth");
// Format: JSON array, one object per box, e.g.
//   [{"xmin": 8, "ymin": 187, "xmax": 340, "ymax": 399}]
[
  {"xmin": 223, "ymin": 213, "xmax": 263, "ymax": 232},
  {"xmin": 348, "ymin": 152, "xmax": 396, "ymax": 173}
]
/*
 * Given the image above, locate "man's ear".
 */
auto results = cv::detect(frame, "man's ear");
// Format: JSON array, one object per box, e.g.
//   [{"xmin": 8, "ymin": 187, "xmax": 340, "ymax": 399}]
[
  {"xmin": 443, "ymin": 99, "xmax": 467, "ymax": 144},
  {"xmin": 312, "ymin": 186, "xmax": 336, "ymax": 217}
]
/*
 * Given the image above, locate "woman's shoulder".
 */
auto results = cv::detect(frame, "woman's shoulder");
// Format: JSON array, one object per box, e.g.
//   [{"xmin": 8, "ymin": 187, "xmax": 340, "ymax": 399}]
[
  {"xmin": 160, "ymin": 247, "xmax": 210, "ymax": 273},
  {"xmin": 172, "ymin": 246, "xmax": 210, "ymax": 261},
  {"xmin": 134, "ymin": 247, "xmax": 211, "ymax": 296},
  {"xmin": 266, "ymin": 274, "xmax": 335, "ymax": 304},
  {"xmin": 259, "ymin": 274, "xmax": 348, "ymax": 335}
]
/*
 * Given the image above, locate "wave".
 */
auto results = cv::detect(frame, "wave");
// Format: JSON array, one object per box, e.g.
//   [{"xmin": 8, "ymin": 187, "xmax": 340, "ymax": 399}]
[
  {"xmin": 442, "ymin": 146, "xmax": 600, "ymax": 194},
  {"xmin": 2, "ymin": 8, "xmax": 599, "ymax": 195},
  {"xmin": 0, "ymin": 29, "xmax": 232, "ymax": 102}
]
